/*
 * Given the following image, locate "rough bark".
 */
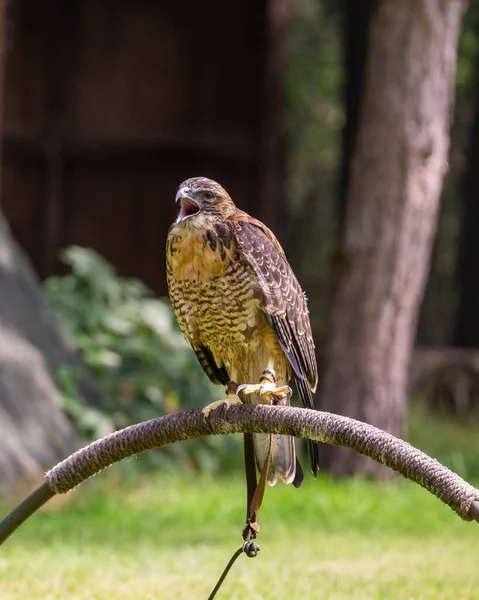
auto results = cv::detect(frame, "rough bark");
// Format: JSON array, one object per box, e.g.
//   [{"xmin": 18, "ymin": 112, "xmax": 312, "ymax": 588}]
[
  {"xmin": 454, "ymin": 36, "xmax": 479, "ymax": 348},
  {"xmin": 337, "ymin": 0, "xmax": 377, "ymax": 229},
  {"xmin": 320, "ymin": 0, "xmax": 467, "ymax": 476},
  {"xmin": 3, "ymin": 404, "xmax": 479, "ymax": 547}
]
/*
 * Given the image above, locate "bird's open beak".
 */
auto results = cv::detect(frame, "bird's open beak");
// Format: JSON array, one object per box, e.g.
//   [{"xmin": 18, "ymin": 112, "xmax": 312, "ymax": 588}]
[{"xmin": 175, "ymin": 187, "xmax": 200, "ymax": 223}]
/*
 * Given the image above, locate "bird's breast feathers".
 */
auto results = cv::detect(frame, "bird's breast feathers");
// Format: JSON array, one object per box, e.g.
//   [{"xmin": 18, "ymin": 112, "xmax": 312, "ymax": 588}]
[
  {"xmin": 167, "ymin": 219, "xmax": 235, "ymax": 281},
  {"xmin": 166, "ymin": 219, "xmax": 265, "ymax": 347}
]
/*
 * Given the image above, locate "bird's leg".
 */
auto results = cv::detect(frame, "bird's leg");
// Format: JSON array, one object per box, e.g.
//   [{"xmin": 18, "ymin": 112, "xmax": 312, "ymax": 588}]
[
  {"xmin": 202, "ymin": 369, "xmax": 292, "ymax": 418},
  {"xmin": 236, "ymin": 368, "xmax": 292, "ymax": 405},
  {"xmin": 201, "ymin": 381, "xmax": 243, "ymax": 418}
]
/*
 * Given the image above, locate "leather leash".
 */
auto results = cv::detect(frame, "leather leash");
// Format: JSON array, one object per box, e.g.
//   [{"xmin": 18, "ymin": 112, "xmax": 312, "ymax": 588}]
[{"xmin": 207, "ymin": 434, "xmax": 274, "ymax": 599}]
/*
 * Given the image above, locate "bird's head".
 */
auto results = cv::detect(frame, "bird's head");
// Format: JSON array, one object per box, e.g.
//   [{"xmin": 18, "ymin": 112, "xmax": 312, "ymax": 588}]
[{"xmin": 175, "ymin": 177, "xmax": 236, "ymax": 224}]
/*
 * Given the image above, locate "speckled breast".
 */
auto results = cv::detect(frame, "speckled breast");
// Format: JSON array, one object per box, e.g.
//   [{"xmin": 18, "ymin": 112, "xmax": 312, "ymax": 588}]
[{"xmin": 166, "ymin": 222, "xmax": 264, "ymax": 350}]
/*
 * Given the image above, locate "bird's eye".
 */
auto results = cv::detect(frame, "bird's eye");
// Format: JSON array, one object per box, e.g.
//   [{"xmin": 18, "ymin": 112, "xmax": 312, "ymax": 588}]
[{"xmin": 202, "ymin": 190, "xmax": 214, "ymax": 200}]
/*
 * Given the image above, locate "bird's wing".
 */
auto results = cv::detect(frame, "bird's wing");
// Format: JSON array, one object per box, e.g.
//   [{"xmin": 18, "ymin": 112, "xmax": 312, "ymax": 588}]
[
  {"xmin": 193, "ymin": 346, "xmax": 230, "ymax": 386},
  {"xmin": 232, "ymin": 213, "xmax": 318, "ymax": 401}
]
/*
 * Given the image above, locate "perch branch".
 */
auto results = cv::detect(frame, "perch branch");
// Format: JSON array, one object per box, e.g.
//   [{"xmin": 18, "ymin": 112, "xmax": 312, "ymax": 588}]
[{"xmin": 2, "ymin": 404, "xmax": 479, "ymax": 547}]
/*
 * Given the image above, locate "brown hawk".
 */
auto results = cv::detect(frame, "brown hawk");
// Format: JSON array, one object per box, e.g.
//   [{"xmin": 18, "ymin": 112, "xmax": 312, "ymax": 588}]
[{"xmin": 166, "ymin": 177, "xmax": 319, "ymax": 486}]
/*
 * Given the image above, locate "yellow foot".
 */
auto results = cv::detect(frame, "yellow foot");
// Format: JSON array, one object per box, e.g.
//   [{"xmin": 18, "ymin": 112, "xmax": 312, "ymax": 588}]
[
  {"xmin": 237, "ymin": 368, "xmax": 292, "ymax": 406},
  {"xmin": 202, "ymin": 396, "xmax": 243, "ymax": 418}
]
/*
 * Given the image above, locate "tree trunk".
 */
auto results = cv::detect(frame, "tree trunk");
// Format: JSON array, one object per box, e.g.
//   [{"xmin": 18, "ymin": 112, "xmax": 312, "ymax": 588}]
[
  {"xmin": 320, "ymin": 0, "xmax": 467, "ymax": 476},
  {"xmin": 454, "ymin": 35, "xmax": 479, "ymax": 348},
  {"xmin": 337, "ymin": 0, "xmax": 377, "ymax": 230}
]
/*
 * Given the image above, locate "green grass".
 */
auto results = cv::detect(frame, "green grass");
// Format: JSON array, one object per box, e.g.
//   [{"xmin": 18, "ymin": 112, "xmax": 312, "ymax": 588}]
[
  {"xmin": 408, "ymin": 404, "xmax": 479, "ymax": 481},
  {"xmin": 1, "ymin": 467, "xmax": 478, "ymax": 599},
  {"xmin": 1, "ymin": 407, "xmax": 479, "ymax": 599}
]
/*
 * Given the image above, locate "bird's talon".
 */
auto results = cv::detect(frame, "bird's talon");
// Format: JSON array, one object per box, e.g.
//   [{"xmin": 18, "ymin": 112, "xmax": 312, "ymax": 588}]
[
  {"xmin": 236, "ymin": 377, "xmax": 293, "ymax": 405},
  {"xmin": 236, "ymin": 383, "xmax": 262, "ymax": 396},
  {"xmin": 202, "ymin": 396, "xmax": 243, "ymax": 418}
]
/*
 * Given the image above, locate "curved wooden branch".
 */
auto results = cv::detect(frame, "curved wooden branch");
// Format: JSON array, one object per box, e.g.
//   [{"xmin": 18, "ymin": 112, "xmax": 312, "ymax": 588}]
[{"xmin": 1, "ymin": 404, "xmax": 479, "ymax": 547}]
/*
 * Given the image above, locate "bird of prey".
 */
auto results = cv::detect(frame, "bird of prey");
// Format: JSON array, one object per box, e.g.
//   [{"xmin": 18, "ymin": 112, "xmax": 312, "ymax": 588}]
[{"xmin": 166, "ymin": 176, "xmax": 319, "ymax": 487}]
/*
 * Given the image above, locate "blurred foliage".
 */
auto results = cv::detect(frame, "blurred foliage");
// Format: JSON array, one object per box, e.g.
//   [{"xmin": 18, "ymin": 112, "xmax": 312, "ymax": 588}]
[
  {"xmin": 286, "ymin": 0, "xmax": 343, "ymax": 210},
  {"xmin": 285, "ymin": 1, "xmax": 479, "ymax": 349},
  {"xmin": 44, "ymin": 246, "xmax": 238, "ymax": 473},
  {"xmin": 40, "ymin": 2, "xmax": 479, "ymax": 467},
  {"xmin": 417, "ymin": 2, "xmax": 479, "ymax": 346},
  {"xmin": 285, "ymin": 0, "xmax": 343, "ymax": 339}
]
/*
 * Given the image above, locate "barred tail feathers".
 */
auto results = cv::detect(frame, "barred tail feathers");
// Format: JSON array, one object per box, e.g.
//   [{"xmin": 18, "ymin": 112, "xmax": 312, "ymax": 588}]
[{"xmin": 253, "ymin": 432, "xmax": 296, "ymax": 486}]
